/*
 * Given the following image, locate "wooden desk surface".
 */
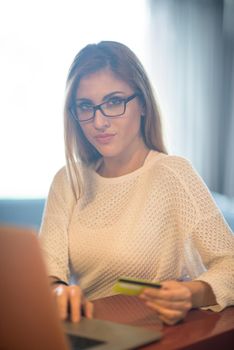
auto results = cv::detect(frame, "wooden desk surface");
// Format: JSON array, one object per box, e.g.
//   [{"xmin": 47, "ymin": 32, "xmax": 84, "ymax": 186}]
[{"xmin": 93, "ymin": 295, "xmax": 234, "ymax": 349}]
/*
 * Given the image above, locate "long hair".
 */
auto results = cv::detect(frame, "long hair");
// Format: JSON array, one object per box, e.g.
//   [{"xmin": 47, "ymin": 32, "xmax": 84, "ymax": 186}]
[{"xmin": 64, "ymin": 41, "xmax": 167, "ymax": 199}]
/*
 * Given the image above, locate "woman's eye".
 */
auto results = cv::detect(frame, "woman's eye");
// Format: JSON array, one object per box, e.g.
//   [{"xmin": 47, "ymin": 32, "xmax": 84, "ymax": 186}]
[
  {"xmin": 107, "ymin": 97, "xmax": 124, "ymax": 106},
  {"xmin": 77, "ymin": 103, "xmax": 93, "ymax": 111}
]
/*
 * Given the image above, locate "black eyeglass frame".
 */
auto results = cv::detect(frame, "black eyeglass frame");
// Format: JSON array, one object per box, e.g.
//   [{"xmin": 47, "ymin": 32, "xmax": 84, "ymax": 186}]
[{"xmin": 70, "ymin": 92, "xmax": 139, "ymax": 123}]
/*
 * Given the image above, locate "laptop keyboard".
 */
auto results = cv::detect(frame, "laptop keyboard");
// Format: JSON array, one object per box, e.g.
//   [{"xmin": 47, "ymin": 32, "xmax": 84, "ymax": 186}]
[{"xmin": 68, "ymin": 334, "xmax": 105, "ymax": 350}]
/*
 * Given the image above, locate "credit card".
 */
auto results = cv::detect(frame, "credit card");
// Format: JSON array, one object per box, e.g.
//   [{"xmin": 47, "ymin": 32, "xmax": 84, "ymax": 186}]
[{"xmin": 113, "ymin": 276, "xmax": 161, "ymax": 296}]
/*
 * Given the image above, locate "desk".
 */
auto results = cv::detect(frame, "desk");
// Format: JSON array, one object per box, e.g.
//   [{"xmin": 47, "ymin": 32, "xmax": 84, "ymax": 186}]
[{"xmin": 93, "ymin": 295, "xmax": 234, "ymax": 349}]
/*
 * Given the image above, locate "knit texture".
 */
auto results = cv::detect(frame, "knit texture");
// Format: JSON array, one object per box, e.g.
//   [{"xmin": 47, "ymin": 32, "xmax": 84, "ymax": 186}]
[{"xmin": 39, "ymin": 151, "xmax": 234, "ymax": 310}]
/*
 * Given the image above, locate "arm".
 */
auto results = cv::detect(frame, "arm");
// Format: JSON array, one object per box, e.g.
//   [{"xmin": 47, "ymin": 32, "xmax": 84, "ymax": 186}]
[
  {"xmin": 185, "ymin": 204, "xmax": 234, "ymax": 311},
  {"xmin": 39, "ymin": 167, "xmax": 75, "ymax": 283},
  {"xmin": 182, "ymin": 280, "xmax": 216, "ymax": 308},
  {"xmin": 40, "ymin": 169, "xmax": 93, "ymax": 322},
  {"xmin": 168, "ymin": 157, "xmax": 234, "ymax": 310},
  {"xmin": 140, "ymin": 157, "xmax": 234, "ymax": 324}
]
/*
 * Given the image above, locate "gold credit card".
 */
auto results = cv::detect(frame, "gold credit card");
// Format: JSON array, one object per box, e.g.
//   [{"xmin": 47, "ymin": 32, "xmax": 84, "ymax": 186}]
[{"xmin": 113, "ymin": 276, "xmax": 161, "ymax": 296}]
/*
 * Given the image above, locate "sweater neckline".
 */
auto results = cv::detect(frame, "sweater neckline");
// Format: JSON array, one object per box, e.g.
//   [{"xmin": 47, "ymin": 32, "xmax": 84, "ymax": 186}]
[{"xmin": 91, "ymin": 151, "xmax": 166, "ymax": 184}]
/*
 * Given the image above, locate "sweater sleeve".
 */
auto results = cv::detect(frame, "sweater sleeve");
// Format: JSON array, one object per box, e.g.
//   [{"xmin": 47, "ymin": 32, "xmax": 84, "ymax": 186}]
[
  {"xmin": 163, "ymin": 156, "xmax": 234, "ymax": 310},
  {"xmin": 39, "ymin": 167, "xmax": 76, "ymax": 283},
  {"xmin": 192, "ymin": 214, "xmax": 234, "ymax": 310}
]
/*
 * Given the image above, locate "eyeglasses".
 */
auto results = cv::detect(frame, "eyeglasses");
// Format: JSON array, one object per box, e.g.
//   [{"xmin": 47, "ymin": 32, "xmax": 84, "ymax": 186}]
[{"xmin": 70, "ymin": 93, "xmax": 138, "ymax": 123}]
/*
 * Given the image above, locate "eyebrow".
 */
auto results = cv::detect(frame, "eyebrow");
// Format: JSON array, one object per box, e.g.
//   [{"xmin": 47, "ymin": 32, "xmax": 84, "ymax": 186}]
[{"xmin": 76, "ymin": 91, "xmax": 126, "ymax": 102}]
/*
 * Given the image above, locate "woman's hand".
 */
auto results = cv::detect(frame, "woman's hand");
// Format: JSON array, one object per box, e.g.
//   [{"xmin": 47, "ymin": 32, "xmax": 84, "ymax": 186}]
[
  {"xmin": 52, "ymin": 284, "xmax": 93, "ymax": 323},
  {"xmin": 139, "ymin": 280, "xmax": 192, "ymax": 325}
]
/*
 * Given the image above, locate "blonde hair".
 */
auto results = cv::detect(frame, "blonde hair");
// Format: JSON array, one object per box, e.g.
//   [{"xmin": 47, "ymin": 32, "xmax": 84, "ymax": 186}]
[{"xmin": 64, "ymin": 41, "xmax": 167, "ymax": 199}]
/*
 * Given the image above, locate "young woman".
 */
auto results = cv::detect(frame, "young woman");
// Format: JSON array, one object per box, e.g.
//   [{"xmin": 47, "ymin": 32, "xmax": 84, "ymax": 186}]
[{"xmin": 39, "ymin": 41, "xmax": 234, "ymax": 325}]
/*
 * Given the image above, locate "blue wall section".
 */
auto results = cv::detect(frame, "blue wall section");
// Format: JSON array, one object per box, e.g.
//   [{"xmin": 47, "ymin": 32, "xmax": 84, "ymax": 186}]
[{"xmin": 0, "ymin": 199, "xmax": 45, "ymax": 231}]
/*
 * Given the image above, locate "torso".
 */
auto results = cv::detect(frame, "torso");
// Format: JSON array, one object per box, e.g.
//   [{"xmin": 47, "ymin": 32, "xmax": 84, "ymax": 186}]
[{"xmin": 68, "ymin": 151, "xmax": 188, "ymax": 299}]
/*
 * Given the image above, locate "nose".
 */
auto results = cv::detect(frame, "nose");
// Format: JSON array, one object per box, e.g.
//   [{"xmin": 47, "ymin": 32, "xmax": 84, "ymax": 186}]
[{"xmin": 93, "ymin": 108, "xmax": 110, "ymax": 130}]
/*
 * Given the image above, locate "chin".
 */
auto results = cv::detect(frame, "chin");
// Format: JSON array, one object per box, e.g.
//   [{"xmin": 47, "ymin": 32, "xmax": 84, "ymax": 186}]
[{"xmin": 95, "ymin": 146, "xmax": 122, "ymax": 159}]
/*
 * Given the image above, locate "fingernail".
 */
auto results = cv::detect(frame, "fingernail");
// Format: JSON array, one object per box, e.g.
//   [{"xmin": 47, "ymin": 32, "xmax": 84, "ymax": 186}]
[
  {"xmin": 139, "ymin": 293, "xmax": 146, "ymax": 299},
  {"xmin": 56, "ymin": 286, "xmax": 64, "ymax": 296},
  {"xmin": 70, "ymin": 288, "xmax": 77, "ymax": 296}
]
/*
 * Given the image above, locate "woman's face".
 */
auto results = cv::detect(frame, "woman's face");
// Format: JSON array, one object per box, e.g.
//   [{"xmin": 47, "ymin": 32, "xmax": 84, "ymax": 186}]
[{"xmin": 75, "ymin": 68, "xmax": 145, "ymax": 161}]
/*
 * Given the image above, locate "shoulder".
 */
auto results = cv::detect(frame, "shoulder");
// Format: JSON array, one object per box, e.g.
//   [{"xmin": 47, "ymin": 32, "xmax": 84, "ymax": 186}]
[
  {"xmin": 52, "ymin": 161, "xmax": 85, "ymax": 187},
  {"xmin": 156, "ymin": 154, "xmax": 195, "ymax": 175},
  {"xmin": 148, "ymin": 152, "xmax": 195, "ymax": 178},
  {"xmin": 149, "ymin": 152, "xmax": 209, "ymax": 199},
  {"xmin": 153, "ymin": 153, "xmax": 219, "ymax": 218},
  {"xmin": 156, "ymin": 153, "xmax": 206, "ymax": 190},
  {"xmin": 49, "ymin": 165, "xmax": 75, "ymax": 199},
  {"xmin": 51, "ymin": 166, "xmax": 69, "ymax": 187},
  {"xmin": 50, "ymin": 162, "xmax": 92, "ymax": 199}
]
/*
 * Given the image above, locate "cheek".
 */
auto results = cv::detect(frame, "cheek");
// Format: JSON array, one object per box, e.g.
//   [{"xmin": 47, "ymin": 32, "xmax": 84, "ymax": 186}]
[
  {"xmin": 125, "ymin": 104, "xmax": 143, "ymax": 131},
  {"xmin": 80, "ymin": 125, "xmax": 92, "ymax": 142},
  {"xmin": 122, "ymin": 113, "xmax": 142, "ymax": 136}
]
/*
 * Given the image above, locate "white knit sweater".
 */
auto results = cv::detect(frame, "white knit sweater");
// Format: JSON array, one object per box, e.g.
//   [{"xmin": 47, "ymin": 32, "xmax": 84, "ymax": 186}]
[{"xmin": 39, "ymin": 151, "xmax": 234, "ymax": 310}]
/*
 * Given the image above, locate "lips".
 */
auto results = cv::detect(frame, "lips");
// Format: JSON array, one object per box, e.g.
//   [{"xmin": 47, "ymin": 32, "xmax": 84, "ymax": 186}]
[{"xmin": 94, "ymin": 133, "xmax": 116, "ymax": 144}]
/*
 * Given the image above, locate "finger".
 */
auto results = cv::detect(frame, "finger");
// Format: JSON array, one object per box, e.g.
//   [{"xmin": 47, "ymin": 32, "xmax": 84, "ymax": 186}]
[
  {"xmin": 83, "ymin": 300, "xmax": 94, "ymax": 319},
  {"xmin": 141, "ymin": 286, "xmax": 191, "ymax": 302},
  {"xmin": 142, "ymin": 288, "xmax": 191, "ymax": 301},
  {"xmin": 147, "ymin": 302, "xmax": 185, "ymax": 325},
  {"xmin": 69, "ymin": 286, "xmax": 82, "ymax": 323},
  {"xmin": 141, "ymin": 297, "xmax": 192, "ymax": 312},
  {"xmin": 54, "ymin": 285, "xmax": 68, "ymax": 320},
  {"xmin": 160, "ymin": 281, "xmax": 192, "ymax": 301},
  {"xmin": 158, "ymin": 313, "xmax": 182, "ymax": 326},
  {"xmin": 145, "ymin": 300, "xmax": 187, "ymax": 324}
]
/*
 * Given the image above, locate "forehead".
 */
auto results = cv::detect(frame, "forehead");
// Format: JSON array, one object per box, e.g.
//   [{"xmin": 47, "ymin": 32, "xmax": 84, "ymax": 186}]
[{"xmin": 76, "ymin": 68, "xmax": 133, "ymax": 99}]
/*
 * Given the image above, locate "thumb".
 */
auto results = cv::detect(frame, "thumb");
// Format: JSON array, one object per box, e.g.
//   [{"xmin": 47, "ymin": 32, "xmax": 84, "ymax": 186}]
[{"xmin": 83, "ymin": 300, "xmax": 94, "ymax": 319}]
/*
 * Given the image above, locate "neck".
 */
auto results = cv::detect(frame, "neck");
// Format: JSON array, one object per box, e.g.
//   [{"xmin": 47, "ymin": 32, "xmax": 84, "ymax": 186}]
[{"xmin": 98, "ymin": 145, "xmax": 150, "ymax": 178}]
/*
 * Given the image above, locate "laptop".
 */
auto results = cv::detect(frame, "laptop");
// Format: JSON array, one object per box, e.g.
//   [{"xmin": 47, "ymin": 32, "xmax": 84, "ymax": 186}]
[{"xmin": 0, "ymin": 226, "xmax": 162, "ymax": 350}]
